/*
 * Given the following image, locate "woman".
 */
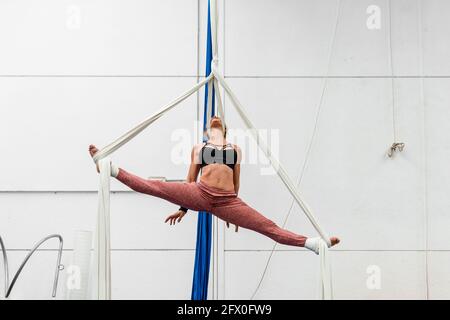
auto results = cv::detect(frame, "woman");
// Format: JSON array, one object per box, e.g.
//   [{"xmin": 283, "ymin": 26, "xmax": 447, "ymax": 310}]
[{"xmin": 89, "ymin": 116, "xmax": 340, "ymax": 254}]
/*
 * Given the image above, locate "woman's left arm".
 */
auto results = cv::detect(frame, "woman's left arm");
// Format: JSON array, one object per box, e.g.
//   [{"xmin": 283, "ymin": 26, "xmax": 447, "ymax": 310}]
[
  {"xmin": 228, "ymin": 145, "xmax": 242, "ymax": 232},
  {"xmin": 233, "ymin": 145, "xmax": 242, "ymax": 195}
]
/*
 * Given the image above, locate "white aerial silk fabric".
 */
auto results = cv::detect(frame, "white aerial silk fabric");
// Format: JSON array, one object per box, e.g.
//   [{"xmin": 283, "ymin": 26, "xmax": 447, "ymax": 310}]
[
  {"xmin": 214, "ymin": 71, "xmax": 333, "ymax": 300},
  {"xmin": 92, "ymin": 75, "xmax": 213, "ymax": 163},
  {"xmin": 92, "ymin": 75, "xmax": 212, "ymax": 300},
  {"xmin": 92, "ymin": 70, "xmax": 333, "ymax": 300},
  {"xmin": 92, "ymin": 0, "xmax": 333, "ymax": 300},
  {"xmin": 92, "ymin": 158, "xmax": 111, "ymax": 300},
  {"xmin": 318, "ymin": 241, "xmax": 333, "ymax": 299}
]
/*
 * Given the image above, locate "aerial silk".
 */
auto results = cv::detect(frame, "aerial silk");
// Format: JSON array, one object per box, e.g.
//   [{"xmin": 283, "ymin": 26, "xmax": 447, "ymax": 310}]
[
  {"xmin": 92, "ymin": 0, "xmax": 333, "ymax": 300},
  {"xmin": 91, "ymin": 74, "xmax": 213, "ymax": 299},
  {"xmin": 191, "ymin": 0, "xmax": 215, "ymax": 301}
]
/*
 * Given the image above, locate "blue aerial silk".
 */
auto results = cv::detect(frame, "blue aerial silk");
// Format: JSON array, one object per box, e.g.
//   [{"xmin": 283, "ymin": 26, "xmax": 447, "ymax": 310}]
[{"xmin": 191, "ymin": 0, "xmax": 215, "ymax": 300}]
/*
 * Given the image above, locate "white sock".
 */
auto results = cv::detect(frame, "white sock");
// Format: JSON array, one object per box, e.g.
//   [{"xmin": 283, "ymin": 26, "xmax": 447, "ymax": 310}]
[
  {"xmin": 110, "ymin": 163, "xmax": 119, "ymax": 178},
  {"xmin": 304, "ymin": 237, "xmax": 324, "ymax": 255}
]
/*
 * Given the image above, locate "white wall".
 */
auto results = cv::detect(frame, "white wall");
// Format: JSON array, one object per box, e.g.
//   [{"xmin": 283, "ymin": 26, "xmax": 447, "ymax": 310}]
[{"xmin": 1, "ymin": 0, "xmax": 450, "ymax": 299}]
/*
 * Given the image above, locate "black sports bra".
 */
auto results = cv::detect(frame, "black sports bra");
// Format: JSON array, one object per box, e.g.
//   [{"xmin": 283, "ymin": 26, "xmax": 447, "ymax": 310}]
[{"xmin": 199, "ymin": 142, "xmax": 238, "ymax": 170}]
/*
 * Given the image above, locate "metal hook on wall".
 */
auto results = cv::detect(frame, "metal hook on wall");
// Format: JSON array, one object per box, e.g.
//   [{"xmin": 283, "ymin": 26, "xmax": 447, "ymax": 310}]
[
  {"xmin": 0, "ymin": 234, "xmax": 64, "ymax": 299},
  {"xmin": 387, "ymin": 142, "xmax": 405, "ymax": 158}
]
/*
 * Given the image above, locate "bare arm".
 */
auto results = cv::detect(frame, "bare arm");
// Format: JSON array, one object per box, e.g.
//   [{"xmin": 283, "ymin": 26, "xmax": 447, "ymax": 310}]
[
  {"xmin": 165, "ymin": 144, "xmax": 202, "ymax": 225},
  {"xmin": 233, "ymin": 145, "xmax": 242, "ymax": 195},
  {"xmin": 225, "ymin": 145, "xmax": 242, "ymax": 232},
  {"xmin": 186, "ymin": 145, "xmax": 201, "ymax": 183}
]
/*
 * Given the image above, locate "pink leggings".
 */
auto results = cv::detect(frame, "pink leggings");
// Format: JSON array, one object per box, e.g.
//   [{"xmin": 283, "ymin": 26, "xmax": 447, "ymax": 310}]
[{"xmin": 116, "ymin": 169, "xmax": 307, "ymax": 247}]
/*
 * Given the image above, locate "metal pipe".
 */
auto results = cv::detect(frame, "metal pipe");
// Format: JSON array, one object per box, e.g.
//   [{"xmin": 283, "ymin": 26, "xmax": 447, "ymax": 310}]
[
  {"xmin": 147, "ymin": 176, "xmax": 185, "ymax": 183},
  {"xmin": 0, "ymin": 236, "xmax": 9, "ymax": 297},
  {"xmin": 5, "ymin": 234, "xmax": 64, "ymax": 298}
]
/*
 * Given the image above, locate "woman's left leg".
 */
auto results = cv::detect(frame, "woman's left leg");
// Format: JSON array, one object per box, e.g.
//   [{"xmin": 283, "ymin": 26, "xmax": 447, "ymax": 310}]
[{"xmin": 212, "ymin": 197, "xmax": 307, "ymax": 247}]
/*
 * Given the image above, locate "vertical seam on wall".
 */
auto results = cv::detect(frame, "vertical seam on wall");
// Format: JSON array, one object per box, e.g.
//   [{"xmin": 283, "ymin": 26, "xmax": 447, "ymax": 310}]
[
  {"xmin": 196, "ymin": 0, "xmax": 201, "ymax": 142},
  {"xmin": 250, "ymin": 0, "xmax": 342, "ymax": 300},
  {"xmin": 222, "ymin": 0, "xmax": 226, "ymax": 300},
  {"xmin": 417, "ymin": 0, "xmax": 429, "ymax": 300},
  {"xmin": 387, "ymin": 0, "xmax": 398, "ymax": 142},
  {"xmin": 223, "ymin": 0, "xmax": 226, "ymax": 80}
]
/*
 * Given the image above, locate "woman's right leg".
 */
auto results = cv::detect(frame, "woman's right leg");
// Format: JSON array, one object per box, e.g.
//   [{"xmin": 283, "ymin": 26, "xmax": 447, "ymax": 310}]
[{"xmin": 115, "ymin": 168, "xmax": 211, "ymax": 212}]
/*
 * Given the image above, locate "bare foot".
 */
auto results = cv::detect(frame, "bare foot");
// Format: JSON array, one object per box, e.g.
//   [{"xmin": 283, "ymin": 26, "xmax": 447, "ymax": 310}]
[
  {"xmin": 89, "ymin": 144, "xmax": 100, "ymax": 173},
  {"xmin": 330, "ymin": 237, "xmax": 340, "ymax": 247}
]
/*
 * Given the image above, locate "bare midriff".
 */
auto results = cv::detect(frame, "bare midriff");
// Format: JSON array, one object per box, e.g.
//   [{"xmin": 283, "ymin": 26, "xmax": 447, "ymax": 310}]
[{"xmin": 199, "ymin": 163, "xmax": 235, "ymax": 192}]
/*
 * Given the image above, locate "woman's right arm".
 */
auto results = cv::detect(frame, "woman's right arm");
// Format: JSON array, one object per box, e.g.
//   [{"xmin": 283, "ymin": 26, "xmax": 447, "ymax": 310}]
[
  {"xmin": 165, "ymin": 144, "xmax": 202, "ymax": 225},
  {"xmin": 186, "ymin": 144, "xmax": 202, "ymax": 183}
]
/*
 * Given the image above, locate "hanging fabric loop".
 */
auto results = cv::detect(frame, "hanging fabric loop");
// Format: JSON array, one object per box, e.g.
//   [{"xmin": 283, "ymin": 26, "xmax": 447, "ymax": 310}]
[{"xmin": 92, "ymin": 74, "xmax": 213, "ymax": 164}]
